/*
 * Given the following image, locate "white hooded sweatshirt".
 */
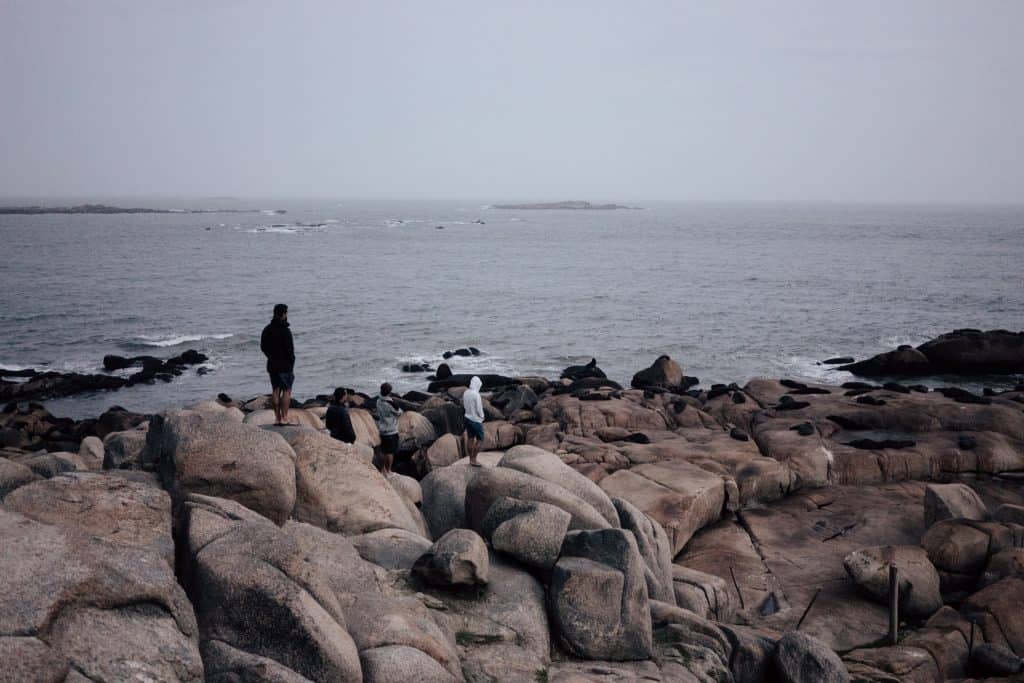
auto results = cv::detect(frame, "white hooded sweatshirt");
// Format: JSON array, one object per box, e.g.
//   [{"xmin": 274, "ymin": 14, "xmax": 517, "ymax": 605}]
[{"xmin": 463, "ymin": 376, "xmax": 485, "ymax": 424}]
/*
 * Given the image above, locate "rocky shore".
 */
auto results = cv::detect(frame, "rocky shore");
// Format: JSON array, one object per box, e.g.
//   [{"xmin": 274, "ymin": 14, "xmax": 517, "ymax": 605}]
[{"xmin": 2, "ymin": 344, "xmax": 1024, "ymax": 682}]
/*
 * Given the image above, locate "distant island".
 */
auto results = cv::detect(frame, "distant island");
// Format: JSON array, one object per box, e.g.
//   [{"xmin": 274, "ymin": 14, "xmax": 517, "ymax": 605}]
[
  {"xmin": 0, "ymin": 203, "xmax": 281, "ymax": 215},
  {"xmin": 491, "ymin": 200, "xmax": 639, "ymax": 210}
]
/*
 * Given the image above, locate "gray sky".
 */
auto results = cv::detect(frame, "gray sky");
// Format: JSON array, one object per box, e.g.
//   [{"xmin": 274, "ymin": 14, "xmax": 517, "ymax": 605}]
[{"xmin": 1, "ymin": 1, "xmax": 1022, "ymax": 202}]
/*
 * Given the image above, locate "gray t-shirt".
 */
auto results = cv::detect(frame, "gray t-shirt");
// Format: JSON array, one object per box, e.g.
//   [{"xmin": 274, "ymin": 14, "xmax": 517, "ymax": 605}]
[{"xmin": 376, "ymin": 396, "xmax": 402, "ymax": 435}]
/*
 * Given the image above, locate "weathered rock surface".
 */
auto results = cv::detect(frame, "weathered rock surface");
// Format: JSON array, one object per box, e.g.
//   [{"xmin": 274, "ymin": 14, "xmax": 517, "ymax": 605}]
[
  {"xmin": 842, "ymin": 545, "xmax": 942, "ymax": 618},
  {"xmin": 351, "ymin": 527, "xmax": 433, "ymax": 571},
  {"xmin": 549, "ymin": 528, "xmax": 653, "ymax": 661},
  {"xmin": 465, "ymin": 466, "xmax": 611, "ymax": 533},
  {"xmin": 962, "ymin": 577, "xmax": 1024, "ymax": 656},
  {"xmin": 102, "ymin": 427, "xmax": 149, "ymax": 469},
  {"xmin": 421, "ymin": 464, "xmax": 478, "ymax": 538},
  {"xmin": 3, "ymin": 471, "xmax": 175, "ymax": 565},
  {"xmin": 277, "ymin": 427, "xmax": 424, "ymax": 537},
  {"xmin": 243, "ymin": 407, "xmax": 325, "ymax": 430},
  {"xmin": 412, "ymin": 529, "xmax": 489, "ymax": 587},
  {"xmin": 480, "ymin": 495, "xmax": 571, "ymax": 570},
  {"xmin": 923, "ymin": 482, "xmax": 988, "ymax": 527},
  {"xmin": 599, "ymin": 460, "xmax": 726, "ymax": 555},
  {"xmin": 0, "ymin": 456, "xmax": 36, "ymax": 498},
  {"xmin": 149, "ymin": 410, "xmax": 296, "ymax": 524},
  {"xmin": 613, "ymin": 496, "xmax": 675, "ymax": 604},
  {"xmin": 774, "ymin": 631, "xmax": 850, "ymax": 683},
  {"xmin": 0, "ymin": 508, "xmax": 202, "ymax": 682}
]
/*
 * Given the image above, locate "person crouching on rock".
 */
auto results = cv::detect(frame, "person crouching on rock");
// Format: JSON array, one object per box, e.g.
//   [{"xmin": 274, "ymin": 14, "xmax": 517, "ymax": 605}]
[
  {"xmin": 462, "ymin": 376, "xmax": 485, "ymax": 467},
  {"xmin": 376, "ymin": 383, "xmax": 401, "ymax": 475},
  {"xmin": 326, "ymin": 387, "xmax": 356, "ymax": 444},
  {"xmin": 260, "ymin": 303, "xmax": 295, "ymax": 426}
]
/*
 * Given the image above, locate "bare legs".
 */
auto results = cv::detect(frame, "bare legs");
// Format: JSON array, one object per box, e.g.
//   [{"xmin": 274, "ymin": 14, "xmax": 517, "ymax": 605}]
[
  {"xmin": 464, "ymin": 431, "xmax": 481, "ymax": 466},
  {"xmin": 271, "ymin": 387, "xmax": 292, "ymax": 425}
]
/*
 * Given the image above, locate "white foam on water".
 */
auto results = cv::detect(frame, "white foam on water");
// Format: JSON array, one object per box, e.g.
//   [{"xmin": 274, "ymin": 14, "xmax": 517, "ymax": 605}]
[{"xmin": 136, "ymin": 333, "xmax": 234, "ymax": 348}]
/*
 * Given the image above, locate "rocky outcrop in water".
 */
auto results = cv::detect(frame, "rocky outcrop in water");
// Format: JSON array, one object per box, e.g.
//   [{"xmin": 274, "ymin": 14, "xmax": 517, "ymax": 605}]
[
  {"xmin": 0, "ymin": 349, "xmax": 208, "ymax": 402},
  {"xmin": 841, "ymin": 328, "xmax": 1024, "ymax": 376}
]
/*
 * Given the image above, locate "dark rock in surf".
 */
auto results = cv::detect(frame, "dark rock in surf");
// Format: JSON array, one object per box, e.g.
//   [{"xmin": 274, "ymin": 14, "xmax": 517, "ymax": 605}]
[
  {"xmin": 823, "ymin": 356, "xmax": 855, "ymax": 365},
  {"xmin": 561, "ymin": 358, "xmax": 607, "ymax": 381}
]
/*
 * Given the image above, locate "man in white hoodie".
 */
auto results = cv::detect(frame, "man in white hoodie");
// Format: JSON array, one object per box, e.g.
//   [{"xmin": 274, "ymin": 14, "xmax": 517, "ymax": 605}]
[{"xmin": 462, "ymin": 376, "xmax": 485, "ymax": 467}]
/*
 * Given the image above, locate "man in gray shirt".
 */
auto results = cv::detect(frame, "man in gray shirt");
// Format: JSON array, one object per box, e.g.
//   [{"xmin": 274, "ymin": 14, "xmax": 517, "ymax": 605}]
[{"xmin": 376, "ymin": 383, "xmax": 402, "ymax": 475}]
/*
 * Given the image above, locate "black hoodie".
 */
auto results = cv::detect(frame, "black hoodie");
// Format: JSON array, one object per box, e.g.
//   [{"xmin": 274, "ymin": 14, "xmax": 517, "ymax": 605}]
[{"xmin": 260, "ymin": 318, "xmax": 295, "ymax": 373}]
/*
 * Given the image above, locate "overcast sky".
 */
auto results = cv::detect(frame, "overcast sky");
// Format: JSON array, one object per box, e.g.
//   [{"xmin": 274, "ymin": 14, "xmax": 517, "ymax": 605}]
[{"xmin": 1, "ymin": 1, "xmax": 1022, "ymax": 202}]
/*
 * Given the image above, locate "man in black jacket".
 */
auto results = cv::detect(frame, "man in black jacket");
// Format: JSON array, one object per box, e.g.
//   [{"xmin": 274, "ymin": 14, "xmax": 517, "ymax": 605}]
[{"xmin": 260, "ymin": 303, "xmax": 295, "ymax": 426}]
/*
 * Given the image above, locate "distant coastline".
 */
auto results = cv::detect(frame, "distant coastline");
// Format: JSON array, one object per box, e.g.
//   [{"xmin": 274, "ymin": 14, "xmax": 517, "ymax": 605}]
[
  {"xmin": 0, "ymin": 203, "xmax": 282, "ymax": 215},
  {"xmin": 491, "ymin": 200, "xmax": 639, "ymax": 210}
]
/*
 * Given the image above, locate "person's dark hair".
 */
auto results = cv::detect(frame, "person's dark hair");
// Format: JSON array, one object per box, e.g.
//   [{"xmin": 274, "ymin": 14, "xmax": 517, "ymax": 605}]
[
  {"xmin": 380, "ymin": 382, "xmax": 392, "ymax": 396},
  {"xmin": 333, "ymin": 387, "xmax": 347, "ymax": 402},
  {"xmin": 273, "ymin": 303, "xmax": 288, "ymax": 319}
]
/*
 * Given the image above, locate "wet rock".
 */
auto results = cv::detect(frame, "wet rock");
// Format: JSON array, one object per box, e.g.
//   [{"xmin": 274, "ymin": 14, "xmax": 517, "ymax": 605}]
[
  {"xmin": 824, "ymin": 357, "xmax": 855, "ymax": 365},
  {"xmin": 480, "ymin": 496, "xmax": 570, "ymax": 570},
  {"xmin": 412, "ymin": 529, "xmax": 489, "ymax": 587},
  {"xmin": 549, "ymin": 528, "xmax": 653, "ymax": 661},
  {"xmin": 149, "ymin": 410, "xmax": 297, "ymax": 524},
  {"xmin": 917, "ymin": 329, "xmax": 1024, "ymax": 374},
  {"xmin": 842, "ymin": 545, "xmax": 942, "ymax": 618},
  {"xmin": 774, "ymin": 631, "xmax": 850, "ymax": 683},
  {"xmin": 924, "ymin": 482, "xmax": 988, "ymax": 528},
  {"xmin": 839, "ymin": 346, "xmax": 933, "ymax": 377},
  {"xmin": 561, "ymin": 357, "xmax": 607, "ymax": 381}
]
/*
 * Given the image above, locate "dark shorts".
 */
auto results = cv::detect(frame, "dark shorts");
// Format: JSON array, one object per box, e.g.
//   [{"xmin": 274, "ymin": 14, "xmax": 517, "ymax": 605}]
[
  {"xmin": 269, "ymin": 372, "xmax": 294, "ymax": 391},
  {"xmin": 380, "ymin": 432, "xmax": 399, "ymax": 455},
  {"xmin": 464, "ymin": 417, "xmax": 484, "ymax": 441}
]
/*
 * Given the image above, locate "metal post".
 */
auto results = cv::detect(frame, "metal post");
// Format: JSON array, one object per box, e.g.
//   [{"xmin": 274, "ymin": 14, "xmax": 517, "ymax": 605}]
[{"xmin": 888, "ymin": 564, "xmax": 899, "ymax": 645}]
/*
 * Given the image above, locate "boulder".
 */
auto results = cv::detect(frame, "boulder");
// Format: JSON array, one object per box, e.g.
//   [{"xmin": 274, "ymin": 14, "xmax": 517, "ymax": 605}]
[
  {"xmin": 343, "ymin": 593, "xmax": 461, "ymax": 680},
  {"xmin": 420, "ymin": 551, "xmax": 550, "ymax": 681},
  {"xmin": 922, "ymin": 519, "xmax": 1000, "ymax": 575},
  {"xmin": 0, "ymin": 508, "xmax": 202, "ymax": 682},
  {"xmin": 349, "ymin": 407, "xmax": 381, "ymax": 448},
  {"xmin": 719, "ymin": 624, "xmax": 778, "ymax": 683},
  {"xmin": 3, "ymin": 472, "xmax": 175, "ymax": 566},
  {"xmin": 549, "ymin": 528, "xmax": 653, "ymax": 661},
  {"xmin": 983, "ymin": 548, "xmax": 1024, "ymax": 585},
  {"xmin": 995, "ymin": 503, "xmax": 1024, "ymax": 525},
  {"xmin": 399, "ymin": 411, "xmax": 437, "ymax": 452},
  {"xmin": 77, "ymin": 435, "xmax": 104, "ymax": 469},
  {"xmin": 971, "ymin": 642, "xmax": 1024, "ymax": 677},
  {"xmin": 839, "ymin": 346, "xmax": 933, "ymax": 377},
  {"xmin": 631, "ymin": 355, "xmax": 684, "ymax": 391},
  {"xmin": 184, "ymin": 502, "xmax": 365, "ymax": 682},
  {"xmin": 480, "ymin": 496, "xmax": 571, "ymax": 570},
  {"xmin": 464, "ymin": 466, "xmax": 611, "ymax": 534},
  {"xmin": 612, "ymin": 497, "xmax": 675, "ymax": 604},
  {"xmin": 425, "ymin": 433, "xmax": 461, "ymax": 469},
  {"xmin": 279, "ymin": 427, "xmax": 424, "ymax": 537},
  {"xmin": 149, "ymin": 410, "xmax": 297, "ymax": 524},
  {"xmin": 187, "ymin": 399, "xmax": 245, "ymax": 421},
  {"xmin": 498, "ymin": 444, "xmax": 619, "ymax": 527},
  {"xmin": 673, "ymin": 565, "xmax": 736, "ymax": 622},
  {"xmin": 843, "ymin": 645, "xmax": 937, "ymax": 682},
  {"xmin": 359, "ymin": 645, "xmax": 456, "ymax": 682},
  {"xmin": 923, "ymin": 483, "xmax": 988, "ymax": 528},
  {"xmin": 962, "ymin": 578, "xmax": 1024, "ymax": 655},
  {"xmin": 842, "ymin": 546, "xmax": 942, "ymax": 618},
  {"xmin": 599, "ymin": 460, "xmax": 726, "ymax": 555},
  {"xmin": 102, "ymin": 428, "xmax": 149, "ymax": 469},
  {"xmin": 917, "ymin": 329, "xmax": 1024, "ymax": 374},
  {"xmin": 412, "ymin": 529, "xmax": 489, "ymax": 587},
  {"xmin": 0, "ymin": 457, "xmax": 36, "ymax": 498},
  {"xmin": 351, "ymin": 528, "xmax": 433, "ymax": 571},
  {"xmin": 243, "ymin": 407, "xmax": 324, "ymax": 430},
  {"xmin": 481, "ymin": 420, "xmax": 521, "ymax": 450},
  {"xmin": 421, "ymin": 464, "xmax": 478, "ymax": 539},
  {"xmin": 774, "ymin": 631, "xmax": 850, "ymax": 683}
]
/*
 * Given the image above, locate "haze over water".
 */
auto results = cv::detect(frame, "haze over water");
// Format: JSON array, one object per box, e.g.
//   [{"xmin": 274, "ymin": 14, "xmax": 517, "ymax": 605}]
[{"xmin": 2, "ymin": 199, "xmax": 1021, "ymax": 418}]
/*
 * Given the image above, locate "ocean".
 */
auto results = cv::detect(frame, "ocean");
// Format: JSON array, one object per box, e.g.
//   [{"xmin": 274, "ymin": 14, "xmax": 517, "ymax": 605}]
[{"xmin": 1, "ymin": 200, "xmax": 1022, "ymax": 419}]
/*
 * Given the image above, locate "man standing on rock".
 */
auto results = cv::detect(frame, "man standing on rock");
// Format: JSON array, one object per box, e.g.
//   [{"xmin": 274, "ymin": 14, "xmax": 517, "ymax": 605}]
[
  {"xmin": 260, "ymin": 304, "xmax": 295, "ymax": 426},
  {"xmin": 376, "ymin": 383, "xmax": 401, "ymax": 475},
  {"xmin": 462, "ymin": 376, "xmax": 485, "ymax": 467}
]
